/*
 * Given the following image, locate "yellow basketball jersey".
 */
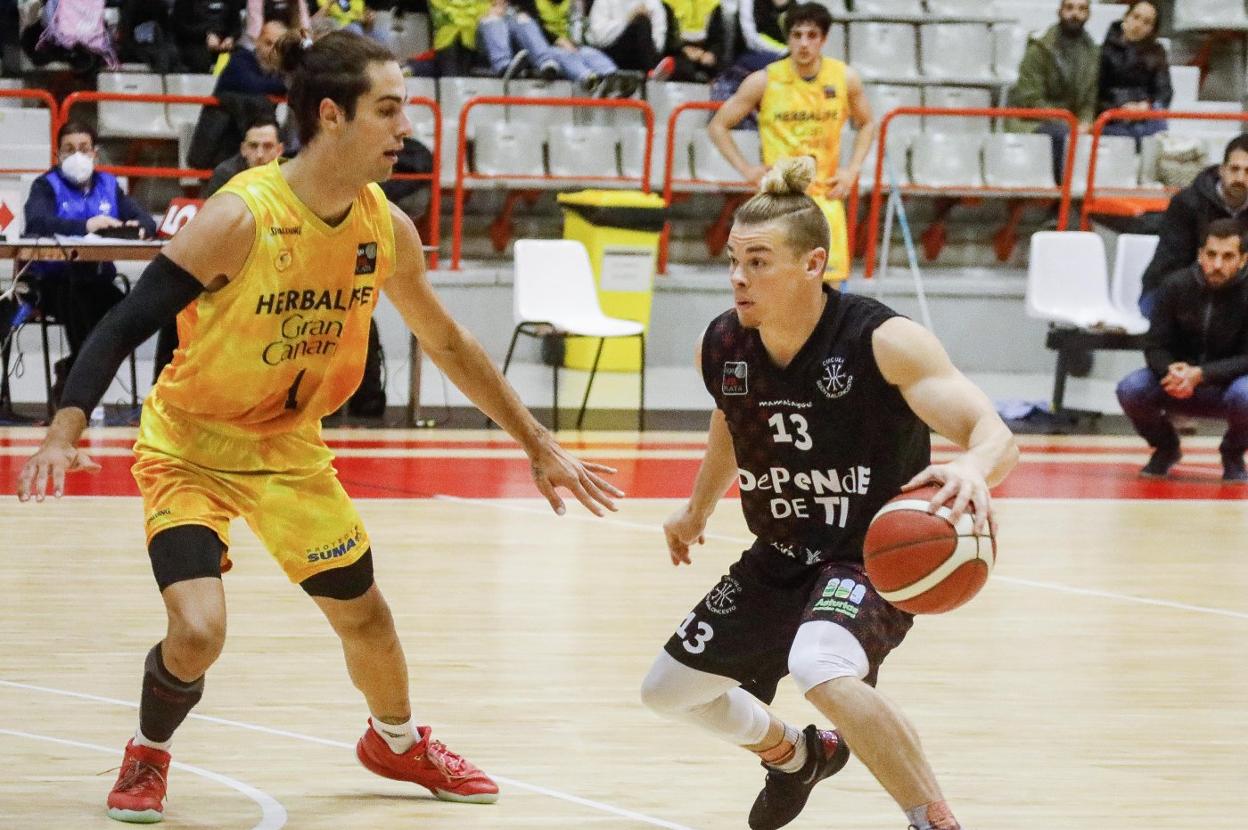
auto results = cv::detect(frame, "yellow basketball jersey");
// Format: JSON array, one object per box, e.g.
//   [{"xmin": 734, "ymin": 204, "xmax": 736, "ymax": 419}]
[
  {"xmin": 758, "ymin": 57, "xmax": 849, "ymax": 201},
  {"xmin": 153, "ymin": 161, "xmax": 395, "ymax": 437}
]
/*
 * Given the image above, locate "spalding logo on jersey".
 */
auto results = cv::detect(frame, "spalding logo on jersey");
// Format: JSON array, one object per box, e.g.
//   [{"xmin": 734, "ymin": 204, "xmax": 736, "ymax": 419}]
[
  {"xmin": 355, "ymin": 242, "xmax": 378, "ymax": 275},
  {"xmin": 722, "ymin": 361, "xmax": 748, "ymax": 396},
  {"xmin": 816, "ymin": 356, "xmax": 852, "ymax": 399}
]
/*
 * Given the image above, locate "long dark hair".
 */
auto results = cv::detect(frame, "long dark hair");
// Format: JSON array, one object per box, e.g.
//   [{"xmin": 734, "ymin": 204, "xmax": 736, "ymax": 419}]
[{"xmin": 273, "ymin": 30, "xmax": 396, "ymax": 146}]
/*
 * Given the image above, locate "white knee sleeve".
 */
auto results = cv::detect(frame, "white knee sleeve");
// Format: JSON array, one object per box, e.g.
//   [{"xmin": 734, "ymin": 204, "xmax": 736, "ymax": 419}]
[
  {"xmin": 639, "ymin": 651, "xmax": 772, "ymax": 746},
  {"xmin": 788, "ymin": 621, "xmax": 869, "ymax": 694}
]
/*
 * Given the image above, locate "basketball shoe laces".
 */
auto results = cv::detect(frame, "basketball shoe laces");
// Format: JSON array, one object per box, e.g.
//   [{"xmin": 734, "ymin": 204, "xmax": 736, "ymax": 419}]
[
  {"xmin": 422, "ymin": 737, "xmax": 472, "ymax": 779},
  {"xmin": 104, "ymin": 756, "xmax": 168, "ymax": 801}
]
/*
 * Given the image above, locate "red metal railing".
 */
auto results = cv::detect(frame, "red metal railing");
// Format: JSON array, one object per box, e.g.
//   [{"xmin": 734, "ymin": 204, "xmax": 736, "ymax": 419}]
[
  {"xmin": 0, "ymin": 89, "xmax": 59, "ymax": 174},
  {"xmin": 1080, "ymin": 107, "xmax": 1248, "ymax": 229},
  {"xmin": 865, "ymin": 106, "xmax": 1081, "ymax": 278},
  {"xmin": 450, "ymin": 96, "xmax": 655, "ymax": 269},
  {"xmin": 405, "ymin": 95, "xmax": 441, "ymax": 268}
]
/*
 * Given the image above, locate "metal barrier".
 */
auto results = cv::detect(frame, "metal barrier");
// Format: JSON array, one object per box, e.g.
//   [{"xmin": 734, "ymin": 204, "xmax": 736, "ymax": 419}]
[
  {"xmin": 0, "ymin": 89, "xmax": 59, "ymax": 174},
  {"xmin": 865, "ymin": 106, "xmax": 1080, "ymax": 278},
  {"xmin": 450, "ymin": 96, "xmax": 655, "ymax": 270},
  {"xmin": 1080, "ymin": 107, "xmax": 1248, "ymax": 229}
]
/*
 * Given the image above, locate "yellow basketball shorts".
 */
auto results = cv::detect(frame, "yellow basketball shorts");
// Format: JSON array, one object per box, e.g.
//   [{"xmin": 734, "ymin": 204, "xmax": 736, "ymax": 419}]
[
  {"xmin": 131, "ymin": 396, "xmax": 370, "ymax": 585},
  {"xmin": 813, "ymin": 195, "xmax": 850, "ymax": 284}
]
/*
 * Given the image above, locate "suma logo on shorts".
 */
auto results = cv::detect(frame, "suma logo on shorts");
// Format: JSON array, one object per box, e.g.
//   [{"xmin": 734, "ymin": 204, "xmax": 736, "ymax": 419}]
[
  {"xmin": 704, "ymin": 576, "xmax": 742, "ymax": 615},
  {"xmin": 306, "ymin": 526, "xmax": 364, "ymax": 563}
]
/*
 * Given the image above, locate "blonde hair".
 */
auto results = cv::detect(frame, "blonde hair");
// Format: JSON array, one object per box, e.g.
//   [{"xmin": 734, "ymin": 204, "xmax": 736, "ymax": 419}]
[{"xmin": 735, "ymin": 157, "xmax": 830, "ymax": 262}]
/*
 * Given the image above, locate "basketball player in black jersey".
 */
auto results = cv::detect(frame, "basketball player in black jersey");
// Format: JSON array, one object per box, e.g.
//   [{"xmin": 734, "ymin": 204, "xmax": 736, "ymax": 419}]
[{"xmin": 639, "ymin": 157, "xmax": 1018, "ymax": 830}]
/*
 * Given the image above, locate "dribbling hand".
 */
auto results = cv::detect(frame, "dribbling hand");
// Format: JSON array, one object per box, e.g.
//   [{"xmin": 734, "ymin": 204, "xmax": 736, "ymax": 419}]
[
  {"xmin": 529, "ymin": 440, "xmax": 624, "ymax": 517},
  {"xmin": 901, "ymin": 458, "xmax": 995, "ymax": 537},
  {"xmin": 17, "ymin": 441, "xmax": 101, "ymax": 502},
  {"xmin": 663, "ymin": 505, "xmax": 707, "ymax": 566}
]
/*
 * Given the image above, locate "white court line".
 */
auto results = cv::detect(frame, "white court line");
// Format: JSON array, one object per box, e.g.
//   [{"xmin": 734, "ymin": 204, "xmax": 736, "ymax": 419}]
[
  {"xmin": 0, "ymin": 681, "xmax": 696, "ymax": 830},
  {"xmin": 432, "ymin": 494, "xmax": 1248, "ymax": 622},
  {"xmin": 0, "ymin": 726, "xmax": 287, "ymax": 830}
]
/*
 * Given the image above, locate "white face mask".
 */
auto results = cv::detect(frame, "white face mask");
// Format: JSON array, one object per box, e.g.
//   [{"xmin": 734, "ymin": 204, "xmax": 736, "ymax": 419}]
[{"xmin": 60, "ymin": 151, "xmax": 95, "ymax": 184}]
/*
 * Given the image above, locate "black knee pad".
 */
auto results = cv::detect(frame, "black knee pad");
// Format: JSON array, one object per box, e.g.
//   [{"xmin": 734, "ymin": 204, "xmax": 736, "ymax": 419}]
[
  {"xmin": 300, "ymin": 550, "xmax": 375, "ymax": 600},
  {"xmin": 148, "ymin": 525, "xmax": 224, "ymax": 592}
]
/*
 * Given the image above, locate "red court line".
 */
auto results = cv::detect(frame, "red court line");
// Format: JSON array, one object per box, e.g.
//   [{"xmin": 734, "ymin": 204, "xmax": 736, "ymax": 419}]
[{"xmin": 1, "ymin": 454, "xmax": 1243, "ymax": 500}]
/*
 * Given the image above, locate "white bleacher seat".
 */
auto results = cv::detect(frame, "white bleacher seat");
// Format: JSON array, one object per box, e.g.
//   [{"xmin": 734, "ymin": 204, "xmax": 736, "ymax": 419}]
[
  {"xmin": 852, "ymin": 0, "xmax": 922, "ymax": 13},
  {"xmin": 994, "ymin": 24, "xmax": 1029, "ymax": 84},
  {"xmin": 1110, "ymin": 233, "xmax": 1159, "ymax": 324},
  {"xmin": 646, "ymin": 81, "xmax": 710, "ymax": 132},
  {"xmin": 983, "ymin": 133, "xmax": 1056, "ymax": 188},
  {"xmin": 402, "ymin": 78, "xmax": 439, "ymax": 167},
  {"xmin": 438, "ymin": 77, "xmax": 505, "ymax": 140},
  {"xmin": 1085, "ymin": 3, "xmax": 1123, "ymax": 43},
  {"xmin": 503, "ymin": 80, "xmax": 574, "ymax": 128},
  {"xmin": 919, "ymin": 23, "xmax": 994, "ymax": 81},
  {"xmin": 0, "ymin": 108, "xmax": 52, "ymax": 171},
  {"xmin": 851, "ymin": 129, "xmax": 913, "ymax": 189},
  {"xmin": 1169, "ymin": 65, "xmax": 1201, "ymax": 107},
  {"xmin": 691, "ymin": 130, "xmax": 758, "ymax": 183},
  {"xmin": 811, "ymin": 0, "xmax": 848, "ymax": 13},
  {"xmin": 865, "ymin": 84, "xmax": 922, "ymax": 135},
  {"xmin": 1026, "ymin": 231, "xmax": 1148, "ymax": 333},
  {"xmin": 927, "ymin": 0, "xmax": 998, "ymax": 14},
  {"xmin": 548, "ymin": 125, "xmax": 621, "ymax": 177},
  {"xmin": 622, "ymin": 124, "xmax": 693, "ymax": 186},
  {"xmin": 164, "ymin": 74, "xmax": 216, "ymax": 132},
  {"xmin": 0, "ymin": 78, "xmax": 23, "ymax": 108},
  {"xmin": 391, "ymin": 12, "xmax": 431, "ymax": 58},
  {"xmin": 1167, "ymin": 101, "xmax": 1243, "ymax": 140},
  {"xmin": 910, "ymin": 131, "xmax": 984, "ymax": 187},
  {"xmin": 849, "ymin": 23, "xmax": 918, "ymax": 80},
  {"xmin": 473, "ymin": 121, "xmax": 546, "ymax": 179},
  {"xmin": 1173, "ymin": 0, "xmax": 1248, "ymax": 32},
  {"xmin": 403, "ymin": 77, "xmax": 437, "ymax": 103},
  {"xmin": 1003, "ymin": 1, "xmax": 1059, "ymax": 37},
  {"xmin": 1069, "ymin": 134, "xmax": 1139, "ymax": 194},
  {"xmin": 923, "ymin": 86, "xmax": 992, "ymax": 133},
  {"xmin": 822, "ymin": 23, "xmax": 846, "ymax": 59},
  {"xmin": 97, "ymin": 72, "xmax": 175, "ymax": 138}
]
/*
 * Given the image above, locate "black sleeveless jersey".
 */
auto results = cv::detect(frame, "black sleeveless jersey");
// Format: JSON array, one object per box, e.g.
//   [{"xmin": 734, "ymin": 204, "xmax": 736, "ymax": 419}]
[{"xmin": 701, "ymin": 288, "xmax": 931, "ymax": 565}]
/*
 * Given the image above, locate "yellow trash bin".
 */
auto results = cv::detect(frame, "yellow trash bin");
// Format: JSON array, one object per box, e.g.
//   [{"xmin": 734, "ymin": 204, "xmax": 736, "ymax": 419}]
[{"xmin": 556, "ymin": 189, "xmax": 667, "ymax": 371}]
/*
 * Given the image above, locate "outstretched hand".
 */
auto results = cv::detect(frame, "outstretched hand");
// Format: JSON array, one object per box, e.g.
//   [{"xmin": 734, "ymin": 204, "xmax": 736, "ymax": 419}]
[
  {"xmin": 901, "ymin": 458, "xmax": 996, "ymax": 537},
  {"xmin": 17, "ymin": 441, "xmax": 101, "ymax": 502},
  {"xmin": 529, "ymin": 440, "xmax": 624, "ymax": 516}
]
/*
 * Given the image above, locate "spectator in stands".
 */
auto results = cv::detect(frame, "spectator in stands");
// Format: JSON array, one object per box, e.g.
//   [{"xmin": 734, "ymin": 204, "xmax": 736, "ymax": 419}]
[
  {"xmin": 667, "ymin": 0, "xmax": 727, "ymax": 83},
  {"xmin": 0, "ymin": 0, "xmax": 18, "ymax": 75},
  {"xmin": 585, "ymin": 0, "xmax": 677, "ymax": 79},
  {"xmin": 204, "ymin": 117, "xmax": 284, "ymax": 197},
  {"xmin": 477, "ymin": 0, "xmax": 564, "ymax": 80},
  {"xmin": 244, "ymin": 0, "xmax": 311, "ymax": 47},
  {"xmin": 172, "ymin": 0, "xmax": 244, "ymax": 72},
  {"xmin": 1006, "ymin": 0, "xmax": 1099, "ymax": 184},
  {"xmin": 1138, "ymin": 135, "xmax": 1248, "ymax": 315},
  {"xmin": 22, "ymin": 122, "xmax": 157, "ymax": 403},
  {"xmin": 1116, "ymin": 219, "xmax": 1248, "ymax": 483},
  {"xmin": 117, "ymin": 0, "xmax": 184, "ymax": 72},
  {"xmin": 1097, "ymin": 1, "xmax": 1170, "ymax": 148},
  {"xmin": 311, "ymin": 0, "xmax": 395, "ymax": 49},
  {"xmin": 429, "ymin": 0, "xmax": 491, "ymax": 75},
  {"xmin": 734, "ymin": 0, "xmax": 793, "ymax": 71}
]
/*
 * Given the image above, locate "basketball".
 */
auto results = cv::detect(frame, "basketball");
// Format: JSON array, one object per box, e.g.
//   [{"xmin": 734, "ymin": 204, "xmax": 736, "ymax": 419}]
[{"xmin": 863, "ymin": 484, "xmax": 997, "ymax": 614}]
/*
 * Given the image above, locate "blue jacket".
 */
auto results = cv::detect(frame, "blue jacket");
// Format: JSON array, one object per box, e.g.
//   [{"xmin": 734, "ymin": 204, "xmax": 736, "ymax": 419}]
[{"xmin": 24, "ymin": 168, "xmax": 157, "ymax": 238}]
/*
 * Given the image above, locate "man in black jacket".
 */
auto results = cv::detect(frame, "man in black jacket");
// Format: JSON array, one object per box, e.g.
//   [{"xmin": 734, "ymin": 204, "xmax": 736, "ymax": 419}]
[
  {"xmin": 1138, "ymin": 135, "xmax": 1248, "ymax": 315},
  {"xmin": 1117, "ymin": 219, "xmax": 1248, "ymax": 482}
]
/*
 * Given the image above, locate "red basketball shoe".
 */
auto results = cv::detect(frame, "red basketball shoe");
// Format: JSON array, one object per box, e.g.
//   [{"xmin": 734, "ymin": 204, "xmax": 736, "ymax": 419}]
[
  {"xmin": 356, "ymin": 722, "xmax": 499, "ymax": 804},
  {"xmin": 106, "ymin": 739, "xmax": 170, "ymax": 823}
]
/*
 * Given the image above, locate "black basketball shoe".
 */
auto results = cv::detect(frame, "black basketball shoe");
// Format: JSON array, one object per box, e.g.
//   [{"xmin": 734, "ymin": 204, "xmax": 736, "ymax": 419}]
[{"xmin": 748, "ymin": 725, "xmax": 850, "ymax": 830}]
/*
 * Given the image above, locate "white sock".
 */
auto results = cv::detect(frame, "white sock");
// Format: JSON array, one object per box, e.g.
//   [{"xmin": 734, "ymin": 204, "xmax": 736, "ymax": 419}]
[
  {"xmin": 371, "ymin": 716, "xmax": 415, "ymax": 754},
  {"xmin": 133, "ymin": 729, "xmax": 172, "ymax": 752},
  {"xmin": 772, "ymin": 724, "xmax": 808, "ymax": 773}
]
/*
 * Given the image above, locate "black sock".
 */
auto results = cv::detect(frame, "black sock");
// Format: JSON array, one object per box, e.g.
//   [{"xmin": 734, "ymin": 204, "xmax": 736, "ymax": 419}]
[{"xmin": 139, "ymin": 642, "xmax": 204, "ymax": 744}]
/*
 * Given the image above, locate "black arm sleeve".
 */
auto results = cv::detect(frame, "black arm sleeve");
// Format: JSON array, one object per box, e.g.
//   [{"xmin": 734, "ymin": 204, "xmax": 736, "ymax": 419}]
[{"xmin": 58, "ymin": 255, "xmax": 206, "ymax": 414}]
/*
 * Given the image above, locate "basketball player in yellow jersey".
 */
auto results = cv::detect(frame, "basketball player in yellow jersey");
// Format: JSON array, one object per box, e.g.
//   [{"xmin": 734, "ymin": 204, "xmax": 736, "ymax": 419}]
[
  {"xmin": 708, "ymin": 1, "xmax": 875, "ymax": 284},
  {"xmin": 17, "ymin": 31, "xmax": 623, "ymax": 825}
]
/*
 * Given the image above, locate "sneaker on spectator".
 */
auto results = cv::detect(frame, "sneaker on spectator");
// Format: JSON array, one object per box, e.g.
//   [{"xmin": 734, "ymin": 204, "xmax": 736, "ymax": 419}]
[
  {"xmin": 648, "ymin": 56, "xmax": 675, "ymax": 81},
  {"xmin": 537, "ymin": 60, "xmax": 560, "ymax": 82},
  {"xmin": 501, "ymin": 49, "xmax": 529, "ymax": 82},
  {"xmin": 612, "ymin": 70, "xmax": 643, "ymax": 98},
  {"xmin": 1139, "ymin": 445, "xmax": 1181, "ymax": 478},
  {"xmin": 1222, "ymin": 451, "xmax": 1247, "ymax": 483}
]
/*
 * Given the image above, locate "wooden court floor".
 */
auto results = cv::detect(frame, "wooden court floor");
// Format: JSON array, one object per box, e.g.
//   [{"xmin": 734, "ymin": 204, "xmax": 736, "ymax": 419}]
[{"xmin": 1, "ymin": 429, "xmax": 1245, "ymax": 829}]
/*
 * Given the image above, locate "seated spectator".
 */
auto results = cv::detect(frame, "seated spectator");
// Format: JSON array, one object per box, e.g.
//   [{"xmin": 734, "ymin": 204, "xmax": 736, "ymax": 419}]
[
  {"xmin": 204, "ymin": 116, "xmax": 284, "ymax": 197},
  {"xmin": 311, "ymin": 0, "xmax": 395, "ymax": 49},
  {"xmin": 1006, "ymin": 0, "xmax": 1098, "ymax": 184},
  {"xmin": 585, "ymin": 0, "xmax": 677, "ymax": 79},
  {"xmin": 734, "ymin": 0, "xmax": 793, "ymax": 71},
  {"xmin": 1, "ymin": 0, "xmax": 18, "ymax": 75},
  {"xmin": 22, "ymin": 122, "xmax": 157, "ymax": 402},
  {"xmin": 1116, "ymin": 220, "xmax": 1248, "ymax": 483},
  {"xmin": 667, "ymin": 0, "xmax": 726, "ymax": 83},
  {"xmin": 171, "ymin": 0, "xmax": 244, "ymax": 73},
  {"xmin": 1138, "ymin": 135, "xmax": 1248, "ymax": 315},
  {"xmin": 23, "ymin": 0, "xmax": 111, "ymax": 73},
  {"xmin": 428, "ymin": 0, "xmax": 491, "ymax": 76},
  {"xmin": 1098, "ymin": 1, "xmax": 1170, "ymax": 148},
  {"xmin": 117, "ymin": 0, "xmax": 185, "ymax": 71},
  {"xmin": 244, "ymin": 0, "xmax": 311, "ymax": 47},
  {"xmin": 477, "ymin": 0, "xmax": 562, "ymax": 80},
  {"xmin": 189, "ymin": 20, "xmax": 287, "ymax": 170}
]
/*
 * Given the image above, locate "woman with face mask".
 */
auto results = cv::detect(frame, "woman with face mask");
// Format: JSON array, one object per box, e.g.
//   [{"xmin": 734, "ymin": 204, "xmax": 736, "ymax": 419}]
[{"xmin": 20, "ymin": 121, "xmax": 158, "ymax": 404}]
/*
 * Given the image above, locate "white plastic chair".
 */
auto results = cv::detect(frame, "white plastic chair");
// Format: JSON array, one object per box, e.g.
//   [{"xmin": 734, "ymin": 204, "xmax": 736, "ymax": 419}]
[
  {"xmin": 0, "ymin": 108, "xmax": 51, "ymax": 170},
  {"xmin": 691, "ymin": 130, "xmax": 758, "ymax": 183},
  {"xmin": 993, "ymin": 23, "xmax": 1028, "ymax": 83},
  {"xmin": 1085, "ymin": 3, "xmax": 1123, "ymax": 43},
  {"xmin": 627, "ymin": 125, "xmax": 694, "ymax": 186},
  {"xmin": 503, "ymin": 239, "xmax": 646, "ymax": 430},
  {"xmin": 164, "ymin": 73, "xmax": 216, "ymax": 132},
  {"xmin": 548, "ymin": 125, "xmax": 621, "ymax": 177},
  {"xmin": 919, "ymin": 23, "xmax": 994, "ymax": 81},
  {"xmin": 1173, "ymin": 0, "xmax": 1248, "ymax": 32},
  {"xmin": 923, "ymin": 85, "xmax": 992, "ymax": 133},
  {"xmin": 852, "ymin": 0, "xmax": 922, "ymax": 13},
  {"xmin": 821, "ymin": 23, "xmax": 846, "ymax": 59},
  {"xmin": 983, "ymin": 133, "xmax": 1056, "ymax": 188},
  {"xmin": 97, "ymin": 72, "xmax": 174, "ymax": 138},
  {"xmin": 865, "ymin": 84, "xmax": 923, "ymax": 136},
  {"xmin": 810, "ymin": 0, "xmax": 848, "ymax": 12},
  {"xmin": 1169, "ymin": 65, "xmax": 1201, "ymax": 106},
  {"xmin": 910, "ymin": 132, "xmax": 984, "ymax": 187},
  {"xmin": 854, "ymin": 130, "xmax": 913, "ymax": 189},
  {"xmin": 849, "ymin": 23, "xmax": 919, "ymax": 79},
  {"xmin": 472, "ymin": 121, "xmax": 547, "ymax": 179},
  {"xmin": 1110, "ymin": 233, "xmax": 1159, "ymax": 326},
  {"xmin": 1070, "ymin": 134, "xmax": 1140, "ymax": 195},
  {"xmin": 927, "ymin": 0, "xmax": 997, "ymax": 13},
  {"xmin": 1025, "ymin": 231, "xmax": 1149, "ymax": 333},
  {"xmin": 503, "ymin": 79, "xmax": 574, "ymax": 128}
]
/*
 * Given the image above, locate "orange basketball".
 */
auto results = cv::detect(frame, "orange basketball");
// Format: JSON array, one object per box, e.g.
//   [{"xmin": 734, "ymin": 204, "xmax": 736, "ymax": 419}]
[{"xmin": 862, "ymin": 484, "xmax": 996, "ymax": 614}]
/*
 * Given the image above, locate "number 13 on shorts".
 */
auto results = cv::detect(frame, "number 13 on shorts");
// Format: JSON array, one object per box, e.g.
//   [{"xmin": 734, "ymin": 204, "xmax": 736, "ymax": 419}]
[{"xmin": 676, "ymin": 612, "xmax": 714, "ymax": 654}]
